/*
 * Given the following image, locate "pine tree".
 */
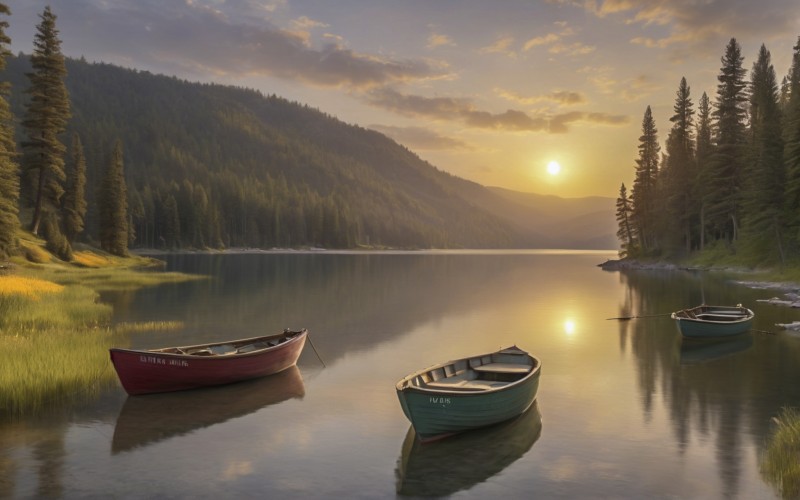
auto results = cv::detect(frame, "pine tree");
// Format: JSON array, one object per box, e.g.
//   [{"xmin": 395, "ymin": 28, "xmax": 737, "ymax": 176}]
[
  {"xmin": 662, "ymin": 77, "xmax": 695, "ymax": 253},
  {"xmin": 0, "ymin": 2, "xmax": 19, "ymax": 258},
  {"xmin": 784, "ymin": 37, "xmax": 800, "ymax": 251},
  {"xmin": 98, "ymin": 140, "xmax": 128, "ymax": 256},
  {"xmin": 705, "ymin": 38, "xmax": 748, "ymax": 243},
  {"xmin": 631, "ymin": 106, "xmax": 660, "ymax": 253},
  {"xmin": 695, "ymin": 92, "xmax": 714, "ymax": 250},
  {"xmin": 615, "ymin": 183, "xmax": 635, "ymax": 257},
  {"xmin": 740, "ymin": 45, "xmax": 785, "ymax": 265},
  {"xmin": 62, "ymin": 132, "xmax": 86, "ymax": 244},
  {"xmin": 21, "ymin": 6, "xmax": 70, "ymax": 237}
]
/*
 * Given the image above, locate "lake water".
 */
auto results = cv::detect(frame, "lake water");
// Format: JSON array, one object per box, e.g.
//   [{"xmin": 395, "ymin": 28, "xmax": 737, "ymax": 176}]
[{"xmin": 4, "ymin": 250, "xmax": 800, "ymax": 499}]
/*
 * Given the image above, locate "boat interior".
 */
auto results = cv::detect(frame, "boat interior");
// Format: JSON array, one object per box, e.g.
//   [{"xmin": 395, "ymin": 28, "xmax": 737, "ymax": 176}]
[
  {"xmin": 155, "ymin": 334, "xmax": 294, "ymax": 357},
  {"xmin": 408, "ymin": 350, "xmax": 536, "ymax": 392},
  {"xmin": 678, "ymin": 307, "xmax": 750, "ymax": 322}
]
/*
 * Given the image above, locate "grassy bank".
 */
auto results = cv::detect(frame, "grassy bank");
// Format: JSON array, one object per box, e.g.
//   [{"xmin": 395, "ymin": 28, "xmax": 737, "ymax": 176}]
[
  {"xmin": 762, "ymin": 408, "xmax": 800, "ymax": 499},
  {"xmin": 0, "ymin": 233, "xmax": 199, "ymax": 418}
]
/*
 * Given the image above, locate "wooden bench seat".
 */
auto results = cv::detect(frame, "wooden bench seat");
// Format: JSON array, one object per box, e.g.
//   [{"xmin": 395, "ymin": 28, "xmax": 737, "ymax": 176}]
[
  {"xmin": 472, "ymin": 362, "xmax": 532, "ymax": 374},
  {"xmin": 426, "ymin": 379, "xmax": 507, "ymax": 391}
]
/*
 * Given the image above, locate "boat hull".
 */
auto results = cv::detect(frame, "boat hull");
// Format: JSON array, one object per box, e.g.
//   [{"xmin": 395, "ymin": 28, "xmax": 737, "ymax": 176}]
[
  {"xmin": 396, "ymin": 347, "xmax": 540, "ymax": 441},
  {"xmin": 671, "ymin": 305, "xmax": 754, "ymax": 339},
  {"xmin": 109, "ymin": 330, "xmax": 307, "ymax": 395}
]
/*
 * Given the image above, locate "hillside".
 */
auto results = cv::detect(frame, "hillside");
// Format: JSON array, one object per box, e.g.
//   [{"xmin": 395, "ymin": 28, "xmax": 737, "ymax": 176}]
[{"xmin": 5, "ymin": 55, "xmax": 616, "ymax": 250}]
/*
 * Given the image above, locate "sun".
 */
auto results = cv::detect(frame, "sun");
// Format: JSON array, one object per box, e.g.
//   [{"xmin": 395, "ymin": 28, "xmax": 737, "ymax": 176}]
[{"xmin": 547, "ymin": 160, "xmax": 561, "ymax": 176}]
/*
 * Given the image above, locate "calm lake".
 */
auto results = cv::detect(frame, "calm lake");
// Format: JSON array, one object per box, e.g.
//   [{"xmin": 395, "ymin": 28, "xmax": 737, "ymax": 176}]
[{"xmin": 4, "ymin": 250, "xmax": 800, "ymax": 498}]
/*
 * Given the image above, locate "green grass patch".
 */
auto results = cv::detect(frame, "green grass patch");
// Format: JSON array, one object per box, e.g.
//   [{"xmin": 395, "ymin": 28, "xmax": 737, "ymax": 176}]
[
  {"xmin": 0, "ymin": 284, "xmax": 119, "ymax": 417},
  {"xmin": 0, "ymin": 233, "xmax": 202, "ymax": 418},
  {"xmin": 114, "ymin": 320, "xmax": 185, "ymax": 334},
  {"xmin": 762, "ymin": 408, "xmax": 800, "ymax": 499}
]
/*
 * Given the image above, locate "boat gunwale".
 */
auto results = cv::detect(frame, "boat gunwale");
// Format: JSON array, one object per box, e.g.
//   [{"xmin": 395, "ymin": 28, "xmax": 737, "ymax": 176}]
[
  {"xmin": 671, "ymin": 305, "xmax": 754, "ymax": 326},
  {"xmin": 395, "ymin": 346, "xmax": 541, "ymax": 396},
  {"xmin": 109, "ymin": 329, "xmax": 308, "ymax": 360}
]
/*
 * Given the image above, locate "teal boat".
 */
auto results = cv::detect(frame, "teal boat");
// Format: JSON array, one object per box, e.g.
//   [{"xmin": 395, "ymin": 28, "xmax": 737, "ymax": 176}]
[
  {"xmin": 395, "ymin": 345, "xmax": 541, "ymax": 442},
  {"xmin": 671, "ymin": 304, "xmax": 754, "ymax": 338}
]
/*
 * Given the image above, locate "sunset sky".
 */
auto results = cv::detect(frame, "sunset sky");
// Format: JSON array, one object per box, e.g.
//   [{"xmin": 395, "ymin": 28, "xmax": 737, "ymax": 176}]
[{"xmin": 5, "ymin": 0, "xmax": 800, "ymax": 198}]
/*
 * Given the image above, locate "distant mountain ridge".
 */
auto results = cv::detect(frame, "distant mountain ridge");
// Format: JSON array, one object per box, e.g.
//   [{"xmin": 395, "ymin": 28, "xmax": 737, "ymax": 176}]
[{"xmin": 5, "ymin": 54, "xmax": 616, "ymax": 250}]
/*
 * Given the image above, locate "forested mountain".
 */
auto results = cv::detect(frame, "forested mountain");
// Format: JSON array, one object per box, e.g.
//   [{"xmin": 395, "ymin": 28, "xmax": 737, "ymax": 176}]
[{"xmin": 4, "ymin": 54, "xmax": 614, "ymax": 250}]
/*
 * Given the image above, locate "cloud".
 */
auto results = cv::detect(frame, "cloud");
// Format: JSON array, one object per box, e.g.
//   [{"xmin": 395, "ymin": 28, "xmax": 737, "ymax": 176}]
[
  {"xmin": 581, "ymin": 65, "xmax": 661, "ymax": 101},
  {"xmin": 479, "ymin": 36, "xmax": 517, "ymax": 57},
  {"xmin": 291, "ymin": 15, "xmax": 329, "ymax": 31},
  {"xmin": 548, "ymin": 42, "xmax": 596, "ymax": 56},
  {"xmin": 23, "ymin": 0, "xmax": 450, "ymax": 90},
  {"xmin": 427, "ymin": 33, "xmax": 456, "ymax": 49},
  {"xmin": 523, "ymin": 33, "xmax": 560, "ymax": 51},
  {"xmin": 580, "ymin": 0, "xmax": 800, "ymax": 54},
  {"xmin": 549, "ymin": 111, "xmax": 630, "ymax": 133},
  {"xmin": 370, "ymin": 125, "xmax": 473, "ymax": 151},
  {"xmin": 365, "ymin": 88, "xmax": 628, "ymax": 133},
  {"xmin": 522, "ymin": 21, "xmax": 594, "ymax": 56},
  {"xmin": 495, "ymin": 88, "xmax": 587, "ymax": 106}
]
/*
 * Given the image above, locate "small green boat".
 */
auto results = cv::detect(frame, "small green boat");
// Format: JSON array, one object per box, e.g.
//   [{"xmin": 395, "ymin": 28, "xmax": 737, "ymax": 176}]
[
  {"xmin": 671, "ymin": 304, "xmax": 754, "ymax": 338},
  {"xmin": 395, "ymin": 345, "xmax": 541, "ymax": 442}
]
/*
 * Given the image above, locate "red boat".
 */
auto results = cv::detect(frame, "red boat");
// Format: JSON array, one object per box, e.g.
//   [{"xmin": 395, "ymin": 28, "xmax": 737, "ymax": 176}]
[{"xmin": 109, "ymin": 329, "xmax": 308, "ymax": 395}]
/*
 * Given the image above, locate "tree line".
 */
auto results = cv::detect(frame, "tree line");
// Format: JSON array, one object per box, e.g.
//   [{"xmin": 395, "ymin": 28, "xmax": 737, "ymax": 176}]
[
  {"xmin": 0, "ymin": 5, "xmax": 128, "ymax": 260},
  {"xmin": 616, "ymin": 37, "xmax": 800, "ymax": 268},
  {"xmin": 0, "ymin": 5, "xmax": 521, "ymax": 259}
]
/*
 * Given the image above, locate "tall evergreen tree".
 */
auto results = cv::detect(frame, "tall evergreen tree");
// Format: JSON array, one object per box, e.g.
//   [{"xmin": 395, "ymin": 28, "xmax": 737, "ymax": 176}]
[
  {"xmin": 98, "ymin": 140, "xmax": 128, "ymax": 256},
  {"xmin": 695, "ymin": 92, "xmax": 714, "ymax": 250},
  {"xmin": 741, "ymin": 44, "xmax": 785, "ymax": 265},
  {"xmin": 784, "ymin": 37, "xmax": 800, "ymax": 251},
  {"xmin": 705, "ymin": 38, "xmax": 748, "ymax": 243},
  {"xmin": 662, "ymin": 77, "xmax": 696, "ymax": 253},
  {"xmin": 21, "ymin": 6, "xmax": 70, "ymax": 237},
  {"xmin": 62, "ymin": 132, "xmax": 86, "ymax": 243},
  {"xmin": 631, "ymin": 106, "xmax": 660, "ymax": 253},
  {"xmin": 0, "ymin": 2, "xmax": 19, "ymax": 258},
  {"xmin": 615, "ymin": 183, "xmax": 635, "ymax": 257}
]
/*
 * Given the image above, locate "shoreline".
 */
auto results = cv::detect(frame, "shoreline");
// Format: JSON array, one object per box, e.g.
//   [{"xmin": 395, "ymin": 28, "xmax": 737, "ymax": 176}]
[{"xmin": 132, "ymin": 247, "xmax": 620, "ymax": 256}]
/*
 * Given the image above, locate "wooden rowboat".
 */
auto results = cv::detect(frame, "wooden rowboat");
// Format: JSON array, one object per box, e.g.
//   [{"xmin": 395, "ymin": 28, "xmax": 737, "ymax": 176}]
[
  {"xmin": 395, "ymin": 345, "xmax": 541, "ymax": 442},
  {"xmin": 109, "ymin": 329, "xmax": 307, "ymax": 395},
  {"xmin": 671, "ymin": 304, "xmax": 754, "ymax": 338}
]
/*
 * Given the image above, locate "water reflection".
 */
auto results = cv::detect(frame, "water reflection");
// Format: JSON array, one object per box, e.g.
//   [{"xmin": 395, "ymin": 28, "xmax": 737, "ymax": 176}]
[
  {"xmin": 679, "ymin": 335, "xmax": 754, "ymax": 365},
  {"xmin": 111, "ymin": 366, "xmax": 305, "ymax": 454},
  {"xmin": 395, "ymin": 402, "xmax": 542, "ymax": 497},
  {"xmin": 617, "ymin": 268, "xmax": 800, "ymax": 499},
  {"xmin": 7, "ymin": 252, "xmax": 796, "ymax": 497}
]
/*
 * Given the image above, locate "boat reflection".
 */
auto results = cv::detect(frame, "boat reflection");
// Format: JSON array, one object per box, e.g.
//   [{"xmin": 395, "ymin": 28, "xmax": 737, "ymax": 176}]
[
  {"xmin": 679, "ymin": 334, "xmax": 753, "ymax": 365},
  {"xmin": 111, "ymin": 366, "xmax": 305, "ymax": 454},
  {"xmin": 395, "ymin": 401, "xmax": 542, "ymax": 497}
]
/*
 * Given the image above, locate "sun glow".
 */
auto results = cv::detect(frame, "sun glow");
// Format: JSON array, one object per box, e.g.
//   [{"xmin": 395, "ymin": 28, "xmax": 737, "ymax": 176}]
[{"xmin": 547, "ymin": 160, "xmax": 561, "ymax": 176}]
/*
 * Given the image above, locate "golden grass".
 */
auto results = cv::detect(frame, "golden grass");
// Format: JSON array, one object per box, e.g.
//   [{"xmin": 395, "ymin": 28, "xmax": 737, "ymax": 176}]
[
  {"xmin": 72, "ymin": 250, "xmax": 111, "ymax": 268},
  {"xmin": 0, "ymin": 232, "xmax": 202, "ymax": 417},
  {"xmin": 0, "ymin": 275, "xmax": 64, "ymax": 300},
  {"xmin": 762, "ymin": 408, "xmax": 800, "ymax": 499}
]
